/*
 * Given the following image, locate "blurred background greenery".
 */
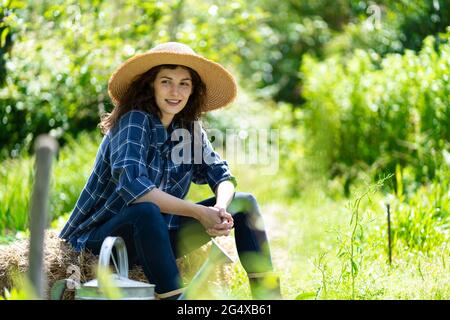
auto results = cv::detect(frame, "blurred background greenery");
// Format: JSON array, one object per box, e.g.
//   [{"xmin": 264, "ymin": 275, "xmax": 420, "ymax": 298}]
[{"xmin": 0, "ymin": 0, "xmax": 449, "ymax": 299}]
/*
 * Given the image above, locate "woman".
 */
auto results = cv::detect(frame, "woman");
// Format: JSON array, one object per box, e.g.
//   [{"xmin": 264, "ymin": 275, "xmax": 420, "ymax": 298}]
[{"xmin": 59, "ymin": 42, "xmax": 281, "ymax": 300}]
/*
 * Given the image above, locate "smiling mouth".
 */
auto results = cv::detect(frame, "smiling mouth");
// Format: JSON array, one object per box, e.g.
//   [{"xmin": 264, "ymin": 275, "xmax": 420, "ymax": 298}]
[{"xmin": 165, "ymin": 99, "xmax": 182, "ymax": 107}]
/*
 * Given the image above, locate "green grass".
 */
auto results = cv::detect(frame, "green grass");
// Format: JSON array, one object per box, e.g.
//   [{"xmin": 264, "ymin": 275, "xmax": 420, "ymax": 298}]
[
  {"xmin": 187, "ymin": 159, "xmax": 449, "ymax": 299},
  {"xmin": 248, "ymin": 181, "xmax": 449, "ymax": 300},
  {"xmin": 0, "ymin": 131, "xmax": 103, "ymax": 237},
  {"xmin": 0, "ymin": 156, "xmax": 34, "ymax": 232}
]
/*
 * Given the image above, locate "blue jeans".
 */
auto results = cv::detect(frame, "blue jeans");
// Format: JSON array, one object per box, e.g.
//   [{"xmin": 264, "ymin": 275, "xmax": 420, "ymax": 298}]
[{"xmin": 84, "ymin": 192, "xmax": 274, "ymax": 296}]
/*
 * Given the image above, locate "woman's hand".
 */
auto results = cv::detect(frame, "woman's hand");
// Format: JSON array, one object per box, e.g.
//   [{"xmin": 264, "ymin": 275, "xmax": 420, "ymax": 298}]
[
  {"xmin": 206, "ymin": 205, "xmax": 234, "ymax": 237},
  {"xmin": 215, "ymin": 206, "xmax": 234, "ymax": 227},
  {"xmin": 195, "ymin": 205, "xmax": 223, "ymax": 230}
]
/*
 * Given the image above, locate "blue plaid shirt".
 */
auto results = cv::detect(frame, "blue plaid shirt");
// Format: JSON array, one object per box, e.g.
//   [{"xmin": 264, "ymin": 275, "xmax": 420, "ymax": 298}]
[{"xmin": 59, "ymin": 110, "xmax": 235, "ymax": 251}]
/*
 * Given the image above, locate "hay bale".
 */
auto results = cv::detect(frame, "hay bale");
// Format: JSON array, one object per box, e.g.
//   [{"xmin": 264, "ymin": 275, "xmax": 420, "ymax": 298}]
[{"xmin": 0, "ymin": 229, "xmax": 237, "ymax": 299}]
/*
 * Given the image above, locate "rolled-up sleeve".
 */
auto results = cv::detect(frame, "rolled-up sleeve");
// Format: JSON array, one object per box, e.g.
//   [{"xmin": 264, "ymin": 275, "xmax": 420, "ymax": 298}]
[
  {"xmin": 192, "ymin": 127, "xmax": 237, "ymax": 193},
  {"xmin": 110, "ymin": 112, "xmax": 156, "ymax": 205}
]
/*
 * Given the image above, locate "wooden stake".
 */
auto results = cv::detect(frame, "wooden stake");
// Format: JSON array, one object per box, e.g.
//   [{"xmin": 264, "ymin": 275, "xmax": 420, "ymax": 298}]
[{"xmin": 28, "ymin": 134, "xmax": 58, "ymax": 299}]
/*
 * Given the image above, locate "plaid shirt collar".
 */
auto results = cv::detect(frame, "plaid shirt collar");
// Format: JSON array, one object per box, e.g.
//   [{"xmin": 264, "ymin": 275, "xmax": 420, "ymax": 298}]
[{"xmin": 151, "ymin": 113, "xmax": 182, "ymax": 149}]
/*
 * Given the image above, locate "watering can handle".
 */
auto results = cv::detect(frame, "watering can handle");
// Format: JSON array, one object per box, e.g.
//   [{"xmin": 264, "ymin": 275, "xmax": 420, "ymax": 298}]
[{"xmin": 98, "ymin": 236, "xmax": 129, "ymax": 278}]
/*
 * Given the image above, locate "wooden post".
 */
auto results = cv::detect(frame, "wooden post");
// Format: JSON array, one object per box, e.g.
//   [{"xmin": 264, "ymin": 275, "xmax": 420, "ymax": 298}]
[{"xmin": 28, "ymin": 134, "xmax": 58, "ymax": 299}]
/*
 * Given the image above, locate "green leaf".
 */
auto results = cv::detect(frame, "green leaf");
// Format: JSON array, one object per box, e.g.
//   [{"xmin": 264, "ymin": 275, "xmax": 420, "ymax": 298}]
[
  {"xmin": 295, "ymin": 292, "xmax": 316, "ymax": 300},
  {"xmin": 351, "ymin": 261, "xmax": 359, "ymax": 274}
]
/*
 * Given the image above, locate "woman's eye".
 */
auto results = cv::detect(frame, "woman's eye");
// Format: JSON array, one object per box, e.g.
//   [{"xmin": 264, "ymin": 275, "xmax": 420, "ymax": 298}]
[{"xmin": 181, "ymin": 82, "xmax": 190, "ymax": 87}]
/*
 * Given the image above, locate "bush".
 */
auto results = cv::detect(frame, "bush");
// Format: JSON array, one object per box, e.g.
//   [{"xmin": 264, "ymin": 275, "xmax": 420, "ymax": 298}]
[
  {"xmin": 0, "ymin": 0, "xmax": 270, "ymax": 159},
  {"xmin": 300, "ymin": 33, "xmax": 450, "ymax": 191}
]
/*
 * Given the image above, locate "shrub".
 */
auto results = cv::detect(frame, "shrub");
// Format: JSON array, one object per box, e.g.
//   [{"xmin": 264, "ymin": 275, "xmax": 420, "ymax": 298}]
[{"xmin": 300, "ymin": 33, "xmax": 450, "ymax": 191}]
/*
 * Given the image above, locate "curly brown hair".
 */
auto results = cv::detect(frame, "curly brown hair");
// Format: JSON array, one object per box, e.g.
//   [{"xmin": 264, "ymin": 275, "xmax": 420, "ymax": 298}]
[{"xmin": 99, "ymin": 64, "xmax": 206, "ymax": 134}]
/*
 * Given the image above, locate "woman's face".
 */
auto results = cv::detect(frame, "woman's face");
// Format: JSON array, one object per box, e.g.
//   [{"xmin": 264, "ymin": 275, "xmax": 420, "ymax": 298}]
[{"xmin": 153, "ymin": 66, "xmax": 193, "ymax": 122}]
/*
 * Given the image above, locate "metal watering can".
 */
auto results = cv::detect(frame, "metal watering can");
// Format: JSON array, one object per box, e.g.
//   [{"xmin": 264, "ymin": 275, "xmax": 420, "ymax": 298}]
[
  {"xmin": 75, "ymin": 236, "xmax": 155, "ymax": 300},
  {"xmin": 51, "ymin": 236, "xmax": 155, "ymax": 300}
]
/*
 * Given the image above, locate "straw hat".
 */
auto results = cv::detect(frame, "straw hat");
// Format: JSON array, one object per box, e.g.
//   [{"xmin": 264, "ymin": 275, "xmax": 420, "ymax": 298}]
[{"xmin": 108, "ymin": 42, "xmax": 237, "ymax": 112}]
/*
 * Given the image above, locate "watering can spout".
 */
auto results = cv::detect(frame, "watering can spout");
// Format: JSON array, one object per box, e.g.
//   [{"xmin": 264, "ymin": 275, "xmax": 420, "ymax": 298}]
[
  {"xmin": 209, "ymin": 238, "xmax": 236, "ymax": 264},
  {"xmin": 178, "ymin": 238, "xmax": 235, "ymax": 300}
]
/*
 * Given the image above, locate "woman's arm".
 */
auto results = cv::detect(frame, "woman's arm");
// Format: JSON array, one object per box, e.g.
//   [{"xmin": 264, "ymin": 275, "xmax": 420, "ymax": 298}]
[
  {"xmin": 133, "ymin": 187, "xmax": 230, "ymax": 230},
  {"xmin": 214, "ymin": 180, "xmax": 235, "ymax": 209}
]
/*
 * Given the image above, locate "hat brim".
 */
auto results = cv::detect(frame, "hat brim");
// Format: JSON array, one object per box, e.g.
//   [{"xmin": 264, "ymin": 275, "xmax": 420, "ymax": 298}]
[{"xmin": 108, "ymin": 51, "xmax": 237, "ymax": 112}]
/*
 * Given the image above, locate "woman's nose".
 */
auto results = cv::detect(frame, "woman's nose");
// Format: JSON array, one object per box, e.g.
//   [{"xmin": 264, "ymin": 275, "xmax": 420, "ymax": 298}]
[{"xmin": 169, "ymin": 84, "xmax": 180, "ymax": 96}]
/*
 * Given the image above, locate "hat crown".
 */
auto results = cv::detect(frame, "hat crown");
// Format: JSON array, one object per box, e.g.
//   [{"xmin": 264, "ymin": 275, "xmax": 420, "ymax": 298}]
[{"xmin": 150, "ymin": 42, "xmax": 196, "ymax": 55}]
